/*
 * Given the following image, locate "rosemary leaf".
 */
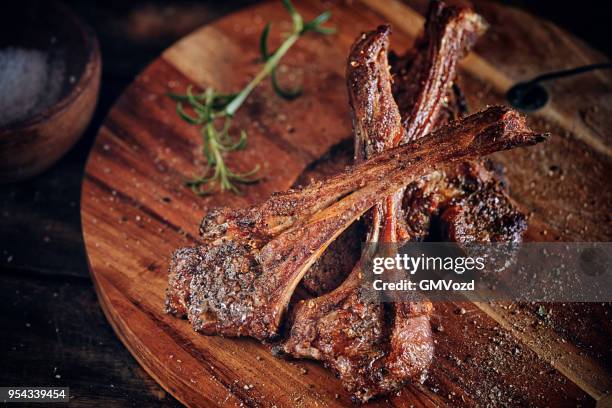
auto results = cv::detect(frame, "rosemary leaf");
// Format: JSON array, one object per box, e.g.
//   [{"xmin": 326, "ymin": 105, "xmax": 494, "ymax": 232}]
[
  {"xmin": 260, "ymin": 23, "xmax": 272, "ymax": 61},
  {"xmin": 270, "ymin": 68, "xmax": 302, "ymax": 100},
  {"xmin": 171, "ymin": 0, "xmax": 335, "ymax": 195}
]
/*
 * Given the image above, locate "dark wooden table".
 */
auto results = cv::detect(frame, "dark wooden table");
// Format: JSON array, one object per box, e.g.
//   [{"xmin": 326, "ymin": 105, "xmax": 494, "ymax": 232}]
[{"xmin": 0, "ymin": 1, "xmax": 608, "ymax": 406}]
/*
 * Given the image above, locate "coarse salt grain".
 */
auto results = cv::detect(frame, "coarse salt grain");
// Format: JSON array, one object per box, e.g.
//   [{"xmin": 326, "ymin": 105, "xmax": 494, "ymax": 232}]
[{"xmin": 0, "ymin": 47, "xmax": 66, "ymax": 126}]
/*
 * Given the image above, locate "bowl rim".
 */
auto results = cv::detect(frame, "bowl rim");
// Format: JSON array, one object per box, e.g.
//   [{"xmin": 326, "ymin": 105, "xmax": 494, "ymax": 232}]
[{"xmin": 0, "ymin": 2, "xmax": 101, "ymax": 135}]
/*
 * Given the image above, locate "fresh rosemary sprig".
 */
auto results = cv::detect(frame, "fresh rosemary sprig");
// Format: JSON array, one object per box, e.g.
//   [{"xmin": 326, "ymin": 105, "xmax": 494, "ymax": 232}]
[{"xmin": 169, "ymin": 0, "xmax": 335, "ymax": 195}]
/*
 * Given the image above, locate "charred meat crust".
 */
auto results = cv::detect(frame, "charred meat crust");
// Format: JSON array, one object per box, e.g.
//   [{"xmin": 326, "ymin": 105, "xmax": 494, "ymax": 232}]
[
  {"xmin": 401, "ymin": 160, "xmax": 528, "ymax": 242},
  {"xmin": 437, "ymin": 161, "xmax": 528, "ymax": 243}
]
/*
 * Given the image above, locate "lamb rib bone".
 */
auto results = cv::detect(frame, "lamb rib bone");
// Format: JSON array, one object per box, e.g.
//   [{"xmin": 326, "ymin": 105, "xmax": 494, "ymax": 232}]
[
  {"xmin": 165, "ymin": 106, "xmax": 546, "ymax": 341},
  {"xmin": 393, "ymin": 0, "xmax": 488, "ymax": 141}
]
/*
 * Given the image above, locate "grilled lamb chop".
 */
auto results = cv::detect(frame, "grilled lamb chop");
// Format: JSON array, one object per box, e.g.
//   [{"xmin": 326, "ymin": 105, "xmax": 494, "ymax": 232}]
[
  {"xmin": 301, "ymin": 1, "xmax": 524, "ymax": 295},
  {"xmin": 282, "ymin": 268, "xmax": 434, "ymax": 403},
  {"xmin": 166, "ymin": 106, "xmax": 545, "ymax": 341},
  {"xmin": 282, "ymin": 5, "xmax": 524, "ymax": 401},
  {"xmin": 393, "ymin": 1, "xmax": 526, "ymax": 244},
  {"xmin": 283, "ymin": 30, "xmax": 438, "ymax": 401},
  {"xmin": 282, "ymin": 23, "xmax": 441, "ymax": 402}
]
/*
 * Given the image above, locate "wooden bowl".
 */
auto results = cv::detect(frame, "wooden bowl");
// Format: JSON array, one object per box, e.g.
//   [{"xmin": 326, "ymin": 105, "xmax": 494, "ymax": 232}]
[{"xmin": 0, "ymin": 2, "xmax": 101, "ymax": 183}]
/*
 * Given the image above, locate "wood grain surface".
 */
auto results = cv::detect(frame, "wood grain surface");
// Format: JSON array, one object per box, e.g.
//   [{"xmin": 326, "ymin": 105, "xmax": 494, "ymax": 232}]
[{"xmin": 81, "ymin": 0, "xmax": 612, "ymax": 407}]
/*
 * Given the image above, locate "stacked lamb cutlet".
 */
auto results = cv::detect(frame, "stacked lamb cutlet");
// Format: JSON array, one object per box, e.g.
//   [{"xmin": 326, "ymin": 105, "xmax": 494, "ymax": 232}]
[
  {"xmin": 301, "ymin": 1, "xmax": 525, "ymax": 297},
  {"xmin": 165, "ymin": 1, "xmax": 544, "ymax": 402}
]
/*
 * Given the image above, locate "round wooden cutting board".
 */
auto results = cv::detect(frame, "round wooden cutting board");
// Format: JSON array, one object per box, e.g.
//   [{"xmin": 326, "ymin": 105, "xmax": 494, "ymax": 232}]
[{"xmin": 81, "ymin": 1, "xmax": 612, "ymax": 407}]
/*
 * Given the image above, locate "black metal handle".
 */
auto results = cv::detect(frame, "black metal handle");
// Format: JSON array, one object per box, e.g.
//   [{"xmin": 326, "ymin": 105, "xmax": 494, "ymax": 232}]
[{"xmin": 507, "ymin": 63, "xmax": 612, "ymax": 111}]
